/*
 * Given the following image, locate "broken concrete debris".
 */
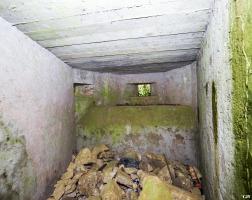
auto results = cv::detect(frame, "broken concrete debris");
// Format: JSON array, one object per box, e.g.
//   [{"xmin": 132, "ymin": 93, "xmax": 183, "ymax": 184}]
[
  {"xmin": 138, "ymin": 175, "xmax": 172, "ymax": 200},
  {"xmin": 101, "ymin": 180, "xmax": 124, "ymax": 200},
  {"xmin": 48, "ymin": 145, "xmax": 203, "ymax": 200}
]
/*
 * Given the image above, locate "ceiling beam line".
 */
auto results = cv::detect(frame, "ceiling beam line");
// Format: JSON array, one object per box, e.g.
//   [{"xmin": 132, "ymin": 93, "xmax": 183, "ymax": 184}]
[
  {"xmin": 22, "ymin": 9, "xmax": 210, "ymax": 36},
  {"xmin": 80, "ymin": 60, "xmax": 195, "ymax": 70},
  {"xmin": 110, "ymin": 8, "xmax": 210, "ymax": 23},
  {"xmin": 46, "ymin": 31, "xmax": 204, "ymax": 49},
  {"xmin": 10, "ymin": 1, "xmax": 211, "ymax": 25},
  {"xmin": 74, "ymin": 61, "xmax": 195, "ymax": 74},
  {"xmin": 62, "ymin": 48, "xmax": 200, "ymax": 62}
]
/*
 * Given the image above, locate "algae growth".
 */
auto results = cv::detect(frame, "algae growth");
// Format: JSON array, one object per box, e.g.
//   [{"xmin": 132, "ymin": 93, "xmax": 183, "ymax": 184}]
[
  {"xmin": 230, "ymin": 0, "xmax": 252, "ymax": 195},
  {"xmin": 77, "ymin": 105, "xmax": 195, "ymax": 144},
  {"xmin": 0, "ymin": 118, "xmax": 36, "ymax": 200}
]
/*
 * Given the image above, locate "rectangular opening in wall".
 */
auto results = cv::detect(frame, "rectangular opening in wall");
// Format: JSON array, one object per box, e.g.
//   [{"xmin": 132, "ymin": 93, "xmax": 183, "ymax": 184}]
[
  {"xmin": 124, "ymin": 82, "xmax": 158, "ymax": 106},
  {"xmin": 137, "ymin": 83, "xmax": 151, "ymax": 97}
]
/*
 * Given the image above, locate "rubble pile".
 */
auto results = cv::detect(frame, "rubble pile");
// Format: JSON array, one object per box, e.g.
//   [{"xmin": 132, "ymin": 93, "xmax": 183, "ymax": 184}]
[{"xmin": 48, "ymin": 145, "xmax": 203, "ymax": 200}]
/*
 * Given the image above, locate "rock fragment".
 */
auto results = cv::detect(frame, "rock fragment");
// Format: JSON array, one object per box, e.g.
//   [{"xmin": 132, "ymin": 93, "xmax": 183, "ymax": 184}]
[
  {"xmin": 145, "ymin": 153, "xmax": 166, "ymax": 169},
  {"xmin": 92, "ymin": 144, "xmax": 109, "ymax": 158},
  {"xmin": 99, "ymin": 151, "xmax": 114, "ymax": 161},
  {"xmin": 75, "ymin": 148, "xmax": 96, "ymax": 166},
  {"xmin": 115, "ymin": 169, "xmax": 134, "ymax": 188},
  {"xmin": 102, "ymin": 165, "xmax": 118, "ymax": 183},
  {"xmin": 157, "ymin": 165, "xmax": 172, "ymax": 184},
  {"xmin": 101, "ymin": 180, "xmax": 124, "ymax": 200},
  {"xmin": 52, "ymin": 183, "xmax": 65, "ymax": 200},
  {"xmin": 123, "ymin": 167, "xmax": 138, "ymax": 175},
  {"xmin": 88, "ymin": 196, "xmax": 101, "ymax": 200},
  {"xmin": 138, "ymin": 175, "xmax": 172, "ymax": 200},
  {"xmin": 78, "ymin": 171, "xmax": 99, "ymax": 197}
]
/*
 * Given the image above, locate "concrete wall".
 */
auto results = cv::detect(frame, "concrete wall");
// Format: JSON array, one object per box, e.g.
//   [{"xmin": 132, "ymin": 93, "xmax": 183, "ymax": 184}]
[
  {"xmin": 92, "ymin": 63, "xmax": 197, "ymax": 109},
  {"xmin": 244, "ymin": 0, "xmax": 252, "ymax": 192},
  {"xmin": 197, "ymin": 0, "xmax": 233, "ymax": 199},
  {"xmin": 0, "ymin": 17, "xmax": 75, "ymax": 200},
  {"xmin": 197, "ymin": 0, "xmax": 251, "ymax": 199},
  {"xmin": 73, "ymin": 63, "xmax": 197, "ymax": 108},
  {"xmin": 74, "ymin": 64, "xmax": 198, "ymax": 167},
  {"xmin": 77, "ymin": 105, "xmax": 198, "ymax": 166},
  {"xmin": 230, "ymin": 0, "xmax": 252, "ymax": 196}
]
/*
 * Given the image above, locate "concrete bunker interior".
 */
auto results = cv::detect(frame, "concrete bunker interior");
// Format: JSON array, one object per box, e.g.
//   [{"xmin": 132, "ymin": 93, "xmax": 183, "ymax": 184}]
[{"xmin": 0, "ymin": 0, "xmax": 251, "ymax": 199}]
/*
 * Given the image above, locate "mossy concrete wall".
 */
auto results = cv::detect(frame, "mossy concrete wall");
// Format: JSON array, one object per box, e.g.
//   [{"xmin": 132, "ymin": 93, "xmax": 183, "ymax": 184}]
[
  {"xmin": 75, "ymin": 85, "xmax": 95, "ymax": 123},
  {"xmin": 197, "ymin": 0, "xmax": 252, "ymax": 199},
  {"xmin": 75, "ymin": 63, "xmax": 197, "ymax": 109},
  {"xmin": 0, "ymin": 118, "xmax": 36, "ymax": 200},
  {"xmin": 74, "ymin": 64, "xmax": 199, "ymax": 167},
  {"xmin": 230, "ymin": 0, "xmax": 252, "ymax": 195},
  {"xmin": 197, "ymin": 0, "xmax": 233, "ymax": 199},
  {"xmin": 74, "ymin": 67, "xmax": 198, "ymax": 166},
  {"xmin": 0, "ymin": 18, "xmax": 75, "ymax": 200},
  {"xmin": 246, "ymin": 0, "xmax": 252, "ymax": 191},
  {"xmin": 77, "ymin": 105, "xmax": 198, "ymax": 166}
]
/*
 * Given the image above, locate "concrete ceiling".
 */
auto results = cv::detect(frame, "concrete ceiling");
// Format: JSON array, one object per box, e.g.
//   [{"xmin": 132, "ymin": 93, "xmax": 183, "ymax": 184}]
[{"xmin": 0, "ymin": 0, "xmax": 212, "ymax": 74}]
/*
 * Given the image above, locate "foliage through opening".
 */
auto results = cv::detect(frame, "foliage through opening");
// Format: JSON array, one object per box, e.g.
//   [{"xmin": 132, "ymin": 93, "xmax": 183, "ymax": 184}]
[{"xmin": 137, "ymin": 84, "xmax": 151, "ymax": 97}]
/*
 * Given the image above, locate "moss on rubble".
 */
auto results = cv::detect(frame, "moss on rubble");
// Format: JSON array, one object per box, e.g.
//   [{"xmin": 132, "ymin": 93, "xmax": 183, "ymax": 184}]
[
  {"xmin": 77, "ymin": 105, "xmax": 195, "ymax": 144},
  {"xmin": 230, "ymin": 0, "xmax": 252, "ymax": 196},
  {"xmin": 138, "ymin": 176, "xmax": 172, "ymax": 200},
  {"xmin": 0, "ymin": 118, "xmax": 37, "ymax": 200}
]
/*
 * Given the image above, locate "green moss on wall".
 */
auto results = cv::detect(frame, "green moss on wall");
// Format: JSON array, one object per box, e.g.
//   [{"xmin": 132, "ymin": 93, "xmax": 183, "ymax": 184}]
[
  {"xmin": 245, "ymin": 0, "xmax": 252, "ymax": 191},
  {"xmin": 77, "ymin": 105, "xmax": 195, "ymax": 144},
  {"xmin": 212, "ymin": 81, "xmax": 218, "ymax": 145},
  {"xmin": 102, "ymin": 80, "xmax": 110, "ymax": 102},
  {"xmin": 211, "ymin": 81, "xmax": 220, "ymax": 199},
  {"xmin": 230, "ymin": 0, "xmax": 252, "ymax": 195},
  {"xmin": 74, "ymin": 84, "xmax": 95, "ymax": 122},
  {"xmin": 0, "ymin": 118, "xmax": 37, "ymax": 200},
  {"xmin": 128, "ymin": 96, "xmax": 159, "ymax": 106},
  {"xmin": 248, "ymin": 90, "xmax": 252, "ymax": 191},
  {"xmin": 205, "ymin": 82, "xmax": 209, "ymax": 96},
  {"xmin": 75, "ymin": 96, "xmax": 94, "ymax": 122},
  {"xmin": 99, "ymin": 80, "xmax": 119, "ymax": 105}
]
